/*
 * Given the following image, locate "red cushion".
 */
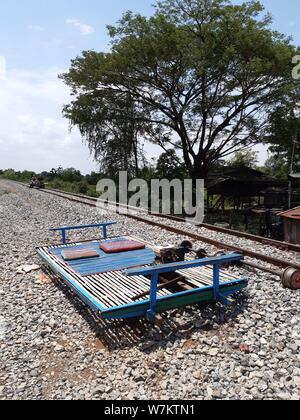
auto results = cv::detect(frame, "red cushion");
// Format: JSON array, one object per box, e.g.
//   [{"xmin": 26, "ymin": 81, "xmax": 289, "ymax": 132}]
[
  {"xmin": 62, "ymin": 249, "xmax": 99, "ymax": 261},
  {"xmin": 100, "ymin": 240, "xmax": 145, "ymax": 254}
]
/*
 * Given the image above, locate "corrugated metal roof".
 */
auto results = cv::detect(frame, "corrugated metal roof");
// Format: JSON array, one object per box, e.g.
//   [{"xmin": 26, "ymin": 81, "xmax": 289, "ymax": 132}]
[
  {"xmin": 279, "ymin": 207, "xmax": 300, "ymax": 220},
  {"xmin": 289, "ymin": 173, "xmax": 300, "ymax": 180},
  {"xmin": 252, "ymin": 209, "xmax": 267, "ymax": 215}
]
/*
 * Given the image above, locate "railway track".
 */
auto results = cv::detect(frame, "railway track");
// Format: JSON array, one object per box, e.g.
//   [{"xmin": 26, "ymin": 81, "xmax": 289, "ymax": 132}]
[
  {"xmin": 10, "ymin": 181, "xmax": 300, "ymax": 278},
  {"xmin": 22, "ymin": 183, "xmax": 300, "ymax": 250},
  {"xmin": 29, "ymin": 185, "xmax": 300, "ymax": 252}
]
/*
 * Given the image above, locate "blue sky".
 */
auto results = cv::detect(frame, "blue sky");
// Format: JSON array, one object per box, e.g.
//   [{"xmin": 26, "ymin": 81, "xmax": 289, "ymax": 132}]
[{"xmin": 0, "ymin": 0, "xmax": 299, "ymax": 173}]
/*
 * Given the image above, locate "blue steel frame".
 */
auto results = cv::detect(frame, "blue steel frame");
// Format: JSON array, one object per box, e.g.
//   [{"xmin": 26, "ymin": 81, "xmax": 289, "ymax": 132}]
[
  {"xmin": 126, "ymin": 253, "xmax": 244, "ymax": 322},
  {"xmin": 50, "ymin": 222, "xmax": 117, "ymax": 244},
  {"xmin": 36, "ymin": 247, "xmax": 106, "ymax": 312},
  {"xmin": 37, "ymin": 246, "xmax": 246, "ymax": 322}
]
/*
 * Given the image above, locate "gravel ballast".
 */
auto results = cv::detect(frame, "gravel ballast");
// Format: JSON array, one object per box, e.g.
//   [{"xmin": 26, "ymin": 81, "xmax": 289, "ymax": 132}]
[{"xmin": 0, "ymin": 180, "xmax": 299, "ymax": 400}]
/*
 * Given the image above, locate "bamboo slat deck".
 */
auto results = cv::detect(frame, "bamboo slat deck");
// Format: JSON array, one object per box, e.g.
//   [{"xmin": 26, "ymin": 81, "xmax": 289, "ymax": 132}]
[{"xmin": 37, "ymin": 236, "xmax": 246, "ymax": 321}]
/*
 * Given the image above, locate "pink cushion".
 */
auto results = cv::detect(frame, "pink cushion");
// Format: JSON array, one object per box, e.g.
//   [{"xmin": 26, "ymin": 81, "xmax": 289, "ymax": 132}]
[
  {"xmin": 100, "ymin": 240, "xmax": 145, "ymax": 254},
  {"xmin": 62, "ymin": 249, "xmax": 99, "ymax": 261}
]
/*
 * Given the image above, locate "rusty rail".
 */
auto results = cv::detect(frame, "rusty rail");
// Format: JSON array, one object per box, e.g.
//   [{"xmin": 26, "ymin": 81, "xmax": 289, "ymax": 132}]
[
  {"xmin": 10, "ymin": 181, "xmax": 300, "ymax": 272},
  {"xmin": 35, "ymin": 184, "xmax": 300, "ymax": 254}
]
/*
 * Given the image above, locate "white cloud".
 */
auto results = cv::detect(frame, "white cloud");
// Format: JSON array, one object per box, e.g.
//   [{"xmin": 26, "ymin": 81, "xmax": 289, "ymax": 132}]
[
  {"xmin": 28, "ymin": 25, "xmax": 44, "ymax": 32},
  {"xmin": 0, "ymin": 56, "xmax": 6, "ymax": 79},
  {"xmin": 0, "ymin": 57, "xmax": 98, "ymax": 174},
  {"xmin": 66, "ymin": 19, "xmax": 95, "ymax": 36}
]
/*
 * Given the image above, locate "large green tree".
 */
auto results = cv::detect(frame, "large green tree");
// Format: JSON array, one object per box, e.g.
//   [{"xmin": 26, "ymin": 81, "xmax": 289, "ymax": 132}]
[
  {"xmin": 264, "ymin": 154, "xmax": 289, "ymax": 181},
  {"xmin": 61, "ymin": 0, "xmax": 295, "ymax": 180},
  {"xmin": 155, "ymin": 150, "xmax": 189, "ymax": 179},
  {"xmin": 62, "ymin": 82, "xmax": 145, "ymax": 176},
  {"xmin": 264, "ymin": 85, "xmax": 300, "ymax": 177}
]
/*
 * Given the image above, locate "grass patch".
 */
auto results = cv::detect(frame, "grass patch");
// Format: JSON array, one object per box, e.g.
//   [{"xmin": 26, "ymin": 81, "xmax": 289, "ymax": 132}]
[{"xmin": 47, "ymin": 180, "xmax": 100, "ymax": 197}]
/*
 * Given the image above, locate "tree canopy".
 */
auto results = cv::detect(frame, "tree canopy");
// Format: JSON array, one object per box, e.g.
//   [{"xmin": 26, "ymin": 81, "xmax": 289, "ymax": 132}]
[
  {"xmin": 264, "ymin": 84, "xmax": 300, "ymax": 177},
  {"xmin": 264, "ymin": 154, "xmax": 289, "ymax": 180},
  {"xmin": 61, "ymin": 0, "xmax": 296, "ymax": 180},
  {"xmin": 155, "ymin": 149, "xmax": 189, "ymax": 179},
  {"xmin": 228, "ymin": 150, "xmax": 259, "ymax": 169}
]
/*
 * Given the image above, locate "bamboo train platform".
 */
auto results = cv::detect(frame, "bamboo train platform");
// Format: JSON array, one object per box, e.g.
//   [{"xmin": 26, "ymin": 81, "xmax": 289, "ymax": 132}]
[{"xmin": 37, "ymin": 222, "xmax": 247, "ymax": 323}]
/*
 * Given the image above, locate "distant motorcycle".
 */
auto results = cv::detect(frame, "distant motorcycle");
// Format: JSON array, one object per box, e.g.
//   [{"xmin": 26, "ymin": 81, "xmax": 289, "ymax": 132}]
[{"xmin": 29, "ymin": 177, "xmax": 45, "ymax": 189}]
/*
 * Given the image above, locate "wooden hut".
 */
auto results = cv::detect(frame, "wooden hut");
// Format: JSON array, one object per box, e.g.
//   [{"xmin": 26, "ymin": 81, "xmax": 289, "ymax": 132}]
[
  {"xmin": 279, "ymin": 207, "xmax": 300, "ymax": 245},
  {"xmin": 206, "ymin": 166, "xmax": 281, "ymax": 210}
]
